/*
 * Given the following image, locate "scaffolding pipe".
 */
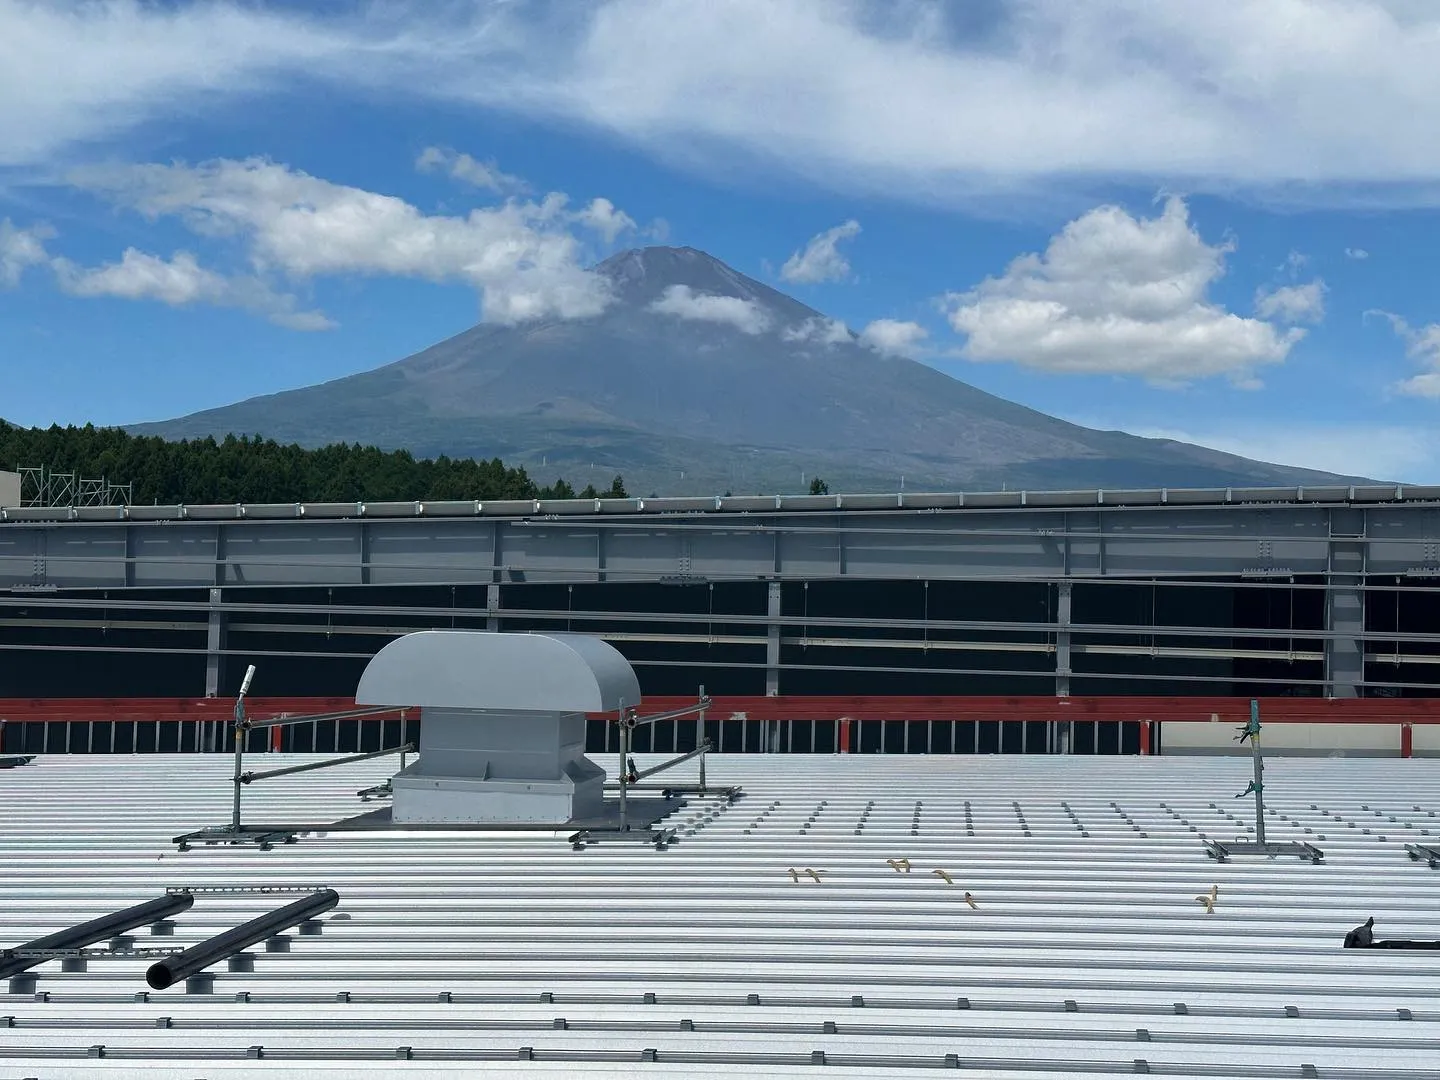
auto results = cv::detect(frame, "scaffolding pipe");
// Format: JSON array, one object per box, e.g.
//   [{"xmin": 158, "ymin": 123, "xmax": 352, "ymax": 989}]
[
  {"xmin": 238, "ymin": 705, "xmax": 403, "ymax": 731},
  {"xmin": 624, "ymin": 697, "xmax": 712, "ymax": 729},
  {"xmin": 1250, "ymin": 699, "xmax": 1266, "ymax": 844},
  {"xmin": 242, "ymin": 743, "xmax": 415, "ymax": 785},
  {"xmin": 632, "ymin": 741, "xmax": 712, "ymax": 782},
  {"xmin": 230, "ymin": 721, "xmax": 243, "ymax": 833},
  {"xmin": 1, "ymin": 892, "xmax": 195, "ymax": 980},
  {"xmin": 698, "ymin": 685, "xmax": 707, "ymax": 793},
  {"xmin": 145, "ymin": 889, "xmax": 339, "ymax": 990},
  {"xmin": 229, "ymin": 665, "xmax": 255, "ymax": 833},
  {"xmin": 618, "ymin": 718, "xmax": 630, "ymax": 831}
]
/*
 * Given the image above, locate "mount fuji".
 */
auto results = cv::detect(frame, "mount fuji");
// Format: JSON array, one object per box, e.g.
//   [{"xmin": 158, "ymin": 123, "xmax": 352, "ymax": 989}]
[{"xmin": 129, "ymin": 247, "xmax": 1365, "ymax": 495}]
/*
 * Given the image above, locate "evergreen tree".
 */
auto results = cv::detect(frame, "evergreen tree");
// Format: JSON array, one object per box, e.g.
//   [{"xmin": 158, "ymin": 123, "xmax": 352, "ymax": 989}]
[{"xmin": 0, "ymin": 419, "xmax": 605, "ymax": 505}]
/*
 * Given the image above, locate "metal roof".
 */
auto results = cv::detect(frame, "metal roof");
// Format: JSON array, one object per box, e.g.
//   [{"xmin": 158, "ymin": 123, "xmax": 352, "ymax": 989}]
[
  {"xmin": 3, "ymin": 753, "xmax": 1440, "ymax": 1077},
  {"xmin": 4, "ymin": 482, "xmax": 1440, "ymax": 525}
]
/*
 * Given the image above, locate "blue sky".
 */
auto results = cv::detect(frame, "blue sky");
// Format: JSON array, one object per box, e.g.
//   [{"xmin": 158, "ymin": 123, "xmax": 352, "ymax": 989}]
[{"xmin": 2, "ymin": 1, "xmax": 1440, "ymax": 482}]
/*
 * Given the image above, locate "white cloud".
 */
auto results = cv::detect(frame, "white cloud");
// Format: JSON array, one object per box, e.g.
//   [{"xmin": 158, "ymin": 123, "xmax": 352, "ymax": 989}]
[
  {"xmin": 1255, "ymin": 280, "xmax": 1327, "ymax": 324},
  {"xmin": 401, "ymin": 0, "xmax": 1440, "ymax": 208},
  {"xmin": 1120, "ymin": 422, "xmax": 1440, "ymax": 484},
  {"xmin": 859, "ymin": 318, "xmax": 928, "ymax": 358},
  {"xmin": 575, "ymin": 197, "xmax": 636, "ymax": 244},
  {"xmin": 53, "ymin": 248, "xmax": 332, "ymax": 331},
  {"xmin": 0, "ymin": 0, "xmax": 356, "ymax": 168},
  {"xmin": 57, "ymin": 248, "xmax": 225, "ymax": 306},
  {"xmin": 648, "ymin": 284, "xmax": 770, "ymax": 334},
  {"xmin": 783, "ymin": 316, "xmax": 852, "ymax": 345},
  {"xmin": 415, "ymin": 147, "xmax": 529, "ymax": 195},
  {"xmin": 1399, "ymin": 374, "xmax": 1440, "ymax": 398},
  {"xmin": 1345, "ymin": 247, "xmax": 1370, "ymax": 260},
  {"xmin": 943, "ymin": 196, "xmax": 1301, "ymax": 386},
  {"xmin": 65, "ymin": 157, "xmax": 620, "ymax": 326},
  {"xmin": 1371, "ymin": 311, "xmax": 1440, "ymax": 398},
  {"xmin": 17, "ymin": 3, "xmax": 1440, "ymax": 205},
  {"xmin": 780, "ymin": 220, "xmax": 860, "ymax": 284},
  {"xmin": 0, "ymin": 217, "xmax": 52, "ymax": 286}
]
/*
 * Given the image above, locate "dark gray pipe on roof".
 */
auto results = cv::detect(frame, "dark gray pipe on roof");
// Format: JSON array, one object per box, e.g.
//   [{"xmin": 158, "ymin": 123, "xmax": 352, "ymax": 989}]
[
  {"xmin": 0, "ymin": 892, "xmax": 195, "ymax": 980},
  {"xmin": 146, "ymin": 889, "xmax": 339, "ymax": 990}
]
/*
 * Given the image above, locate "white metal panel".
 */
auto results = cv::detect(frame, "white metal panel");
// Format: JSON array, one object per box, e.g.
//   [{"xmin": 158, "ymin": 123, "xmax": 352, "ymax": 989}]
[
  {"xmin": 2, "ymin": 754, "xmax": 1439, "ymax": 1075},
  {"xmin": 1163, "ymin": 721, "xmax": 1405, "ymax": 756}
]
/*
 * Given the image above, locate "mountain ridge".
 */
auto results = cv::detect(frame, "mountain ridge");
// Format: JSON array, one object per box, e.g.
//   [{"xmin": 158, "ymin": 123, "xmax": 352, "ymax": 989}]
[{"xmin": 127, "ymin": 246, "xmax": 1376, "ymax": 494}]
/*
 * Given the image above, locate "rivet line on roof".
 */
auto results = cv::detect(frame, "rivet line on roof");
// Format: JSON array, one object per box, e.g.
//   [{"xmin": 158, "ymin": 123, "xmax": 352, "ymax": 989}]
[{"xmin": 17, "ymin": 986, "xmax": 1440, "ymax": 1022}]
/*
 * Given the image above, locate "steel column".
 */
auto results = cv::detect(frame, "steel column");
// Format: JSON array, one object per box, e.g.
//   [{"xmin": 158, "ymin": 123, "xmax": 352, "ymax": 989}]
[
  {"xmin": 765, "ymin": 579, "xmax": 782, "ymax": 697},
  {"xmin": 486, "ymin": 584, "xmax": 501, "ymax": 633},
  {"xmin": 1326, "ymin": 510, "xmax": 1366, "ymax": 699},
  {"xmin": 204, "ymin": 587, "xmax": 225, "ymax": 699},
  {"xmin": 1055, "ymin": 582, "xmax": 1072, "ymax": 698}
]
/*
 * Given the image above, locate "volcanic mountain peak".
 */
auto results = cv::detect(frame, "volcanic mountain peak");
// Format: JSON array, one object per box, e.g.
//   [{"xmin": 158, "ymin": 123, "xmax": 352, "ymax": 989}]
[
  {"xmin": 126, "ymin": 245, "xmax": 1375, "ymax": 495},
  {"xmin": 595, "ymin": 246, "xmax": 821, "ymax": 322}
]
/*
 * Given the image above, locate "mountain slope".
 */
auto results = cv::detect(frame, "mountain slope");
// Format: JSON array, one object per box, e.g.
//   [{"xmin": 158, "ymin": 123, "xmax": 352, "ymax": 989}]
[{"xmin": 130, "ymin": 247, "xmax": 1370, "ymax": 494}]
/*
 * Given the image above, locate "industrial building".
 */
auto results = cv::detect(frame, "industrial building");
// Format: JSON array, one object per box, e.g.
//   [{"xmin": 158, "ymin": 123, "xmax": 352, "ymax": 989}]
[
  {"xmin": 4, "ymin": 559, "xmax": 1439, "ymax": 1076},
  {"xmin": 2, "ymin": 483, "xmax": 1439, "ymax": 757}
]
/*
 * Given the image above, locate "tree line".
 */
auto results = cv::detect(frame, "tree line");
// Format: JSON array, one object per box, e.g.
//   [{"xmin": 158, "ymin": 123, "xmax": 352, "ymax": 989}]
[{"xmin": 0, "ymin": 420, "xmax": 627, "ymax": 505}]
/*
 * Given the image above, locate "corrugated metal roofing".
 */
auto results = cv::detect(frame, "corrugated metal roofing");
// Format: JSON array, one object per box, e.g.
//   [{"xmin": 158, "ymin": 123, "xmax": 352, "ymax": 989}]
[{"xmin": 3, "ymin": 753, "xmax": 1440, "ymax": 1078}]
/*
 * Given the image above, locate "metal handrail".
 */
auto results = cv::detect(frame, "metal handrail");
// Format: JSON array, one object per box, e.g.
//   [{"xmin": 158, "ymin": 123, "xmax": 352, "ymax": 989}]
[
  {"xmin": 238, "ymin": 705, "xmax": 406, "ymax": 731},
  {"xmin": 631, "ymin": 741, "xmax": 712, "ymax": 782},
  {"xmin": 623, "ymin": 697, "xmax": 713, "ymax": 729},
  {"xmin": 241, "ymin": 743, "xmax": 413, "ymax": 785}
]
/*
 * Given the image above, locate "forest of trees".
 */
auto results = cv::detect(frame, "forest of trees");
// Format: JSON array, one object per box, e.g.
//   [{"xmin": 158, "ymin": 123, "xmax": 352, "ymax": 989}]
[{"xmin": 0, "ymin": 420, "xmax": 627, "ymax": 505}]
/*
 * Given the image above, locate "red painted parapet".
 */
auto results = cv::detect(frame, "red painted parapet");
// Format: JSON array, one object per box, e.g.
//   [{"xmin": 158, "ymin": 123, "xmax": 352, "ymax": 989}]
[
  {"xmin": 0, "ymin": 697, "xmax": 360, "ymax": 722},
  {"xmin": 2, "ymin": 694, "xmax": 1440, "ymax": 728},
  {"xmin": 4, "ymin": 694, "xmax": 1440, "ymax": 724}
]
